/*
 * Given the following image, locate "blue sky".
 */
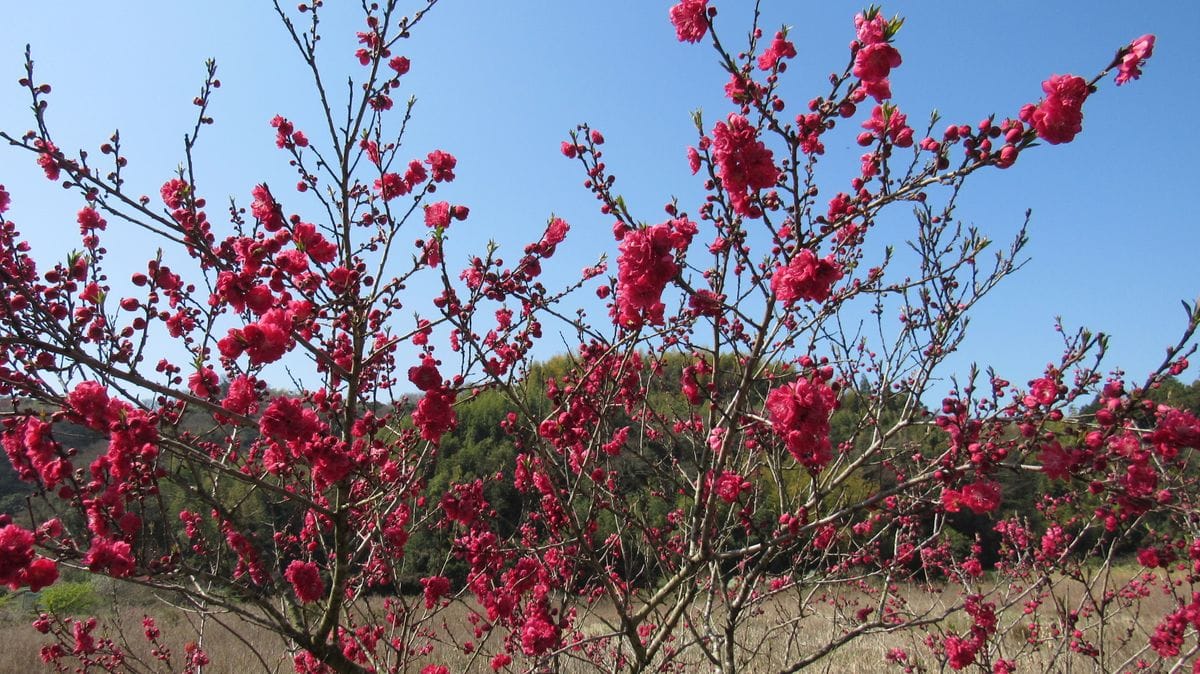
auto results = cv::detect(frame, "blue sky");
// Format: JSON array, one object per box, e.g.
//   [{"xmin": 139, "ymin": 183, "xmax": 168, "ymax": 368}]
[{"xmin": 1, "ymin": 1, "xmax": 1197, "ymax": 397}]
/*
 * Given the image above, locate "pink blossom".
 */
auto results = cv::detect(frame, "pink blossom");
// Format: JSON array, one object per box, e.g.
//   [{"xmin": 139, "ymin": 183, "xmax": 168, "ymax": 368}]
[
  {"xmin": 426, "ymin": 150, "xmax": 457, "ymax": 182},
  {"xmin": 77, "ymin": 207, "xmax": 107, "ymax": 233},
  {"xmin": 715, "ymin": 471, "xmax": 749, "ymax": 503},
  {"xmin": 688, "ymin": 289, "xmax": 724, "ymax": 317},
  {"xmin": 0, "ymin": 184, "xmax": 10, "ymax": 213},
  {"xmin": 2, "ymin": 418, "xmax": 69, "ymax": 489},
  {"xmin": 250, "ymin": 184, "xmax": 285, "ymax": 231},
  {"xmin": 260, "ymin": 397, "xmax": 323, "ymax": 442},
  {"xmin": 221, "ymin": 307, "xmax": 296, "ymax": 365},
  {"xmin": 1115, "ymin": 35, "xmax": 1154, "ymax": 85},
  {"xmin": 861, "ymin": 104, "xmax": 913, "ymax": 147},
  {"xmin": 758, "ymin": 32, "xmax": 797, "ymax": 71},
  {"xmin": 408, "ymin": 355, "xmax": 442, "ymax": 392},
  {"xmin": 520, "ymin": 610, "xmax": 560, "ymax": 656},
  {"xmin": 795, "ymin": 113, "xmax": 827, "ymax": 155},
  {"xmin": 327, "ymin": 266, "xmax": 356, "ymax": 294},
  {"xmin": 222, "ymin": 375, "xmax": 260, "ymax": 416},
  {"xmin": 66, "ymin": 381, "xmax": 115, "ymax": 430},
  {"xmin": 421, "ymin": 575, "xmax": 451, "ymax": 609},
  {"xmin": 1020, "ymin": 74, "xmax": 1089, "ymax": 145},
  {"xmin": 711, "ymin": 114, "xmax": 777, "ymax": 217},
  {"xmin": 771, "ymin": 249, "xmax": 843, "ymax": 304},
  {"xmin": 724, "ymin": 73, "xmax": 763, "ymax": 105},
  {"xmin": 270, "ymin": 115, "xmax": 296, "ymax": 148},
  {"xmin": 538, "ymin": 217, "xmax": 569, "ymax": 256},
  {"xmin": 274, "ymin": 249, "xmax": 309, "ymax": 275},
  {"xmin": 21, "ymin": 557, "xmax": 58, "ymax": 592},
  {"xmin": 375, "ymin": 172, "xmax": 410, "ymax": 200},
  {"xmin": 612, "ymin": 222, "xmax": 687, "ymax": 328},
  {"xmin": 1147, "ymin": 407, "xmax": 1200, "ymax": 459},
  {"xmin": 1023, "ymin": 376, "xmax": 1059, "ymax": 407},
  {"xmin": 1039, "ymin": 441, "xmax": 1077, "ymax": 480},
  {"xmin": 83, "ymin": 536, "xmax": 134, "ymax": 577},
  {"xmin": 285, "ymin": 560, "xmax": 325, "ymax": 603},
  {"xmin": 389, "ymin": 56, "xmax": 411, "ymax": 75},
  {"xmin": 681, "ymin": 367, "xmax": 702, "ymax": 405},
  {"xmin": 72, "ymin": 619, "xmax": 97, "ymax": 655},
  {"xmin": 292, "ymin": 222, "xmax": 337, "ymax": 264},
  {"xmin": 188, "ymin": 367, "xmax": 220, "ymax": 398},
  {"xmin": 35, "ymin": 140, "xmax": 60, "ymax": 181},
  {"xmin": 669, "ymin": 0, "xmax": 708, "ymax": 44},
  {"xmin": 425, "ymin": 201, "xmax": 451, "ymax": 229},
  {"xmin": 766, "ymin": 375, "xmax": 838, "ymax": 471},
  {"xmin": 944, "ymin": 634, "xmax": 979, "ymax": 669},
  {"xmin": 404, "ymin": 159, "xmax": 427, "ymax": 186},
  {"xmin": 370, "ymin": 93, "xmax": 393, "ymax": 110},
  {"xmin": 854, "ymin": 11, "xmax": 888, "ymax": 45},
  {"xmin": 961, "ymin": 558, "xmax": 983, "ymax": 577},
  {"xmin": 412, "ymin": 388, "xmax": 456, "ymax": 443},
  {"xmin": 942, "ymin": 480, "xmax": 1002, "ymax": 514},
  {"xmin": 0, "ymin": 524, "xmax": 35, "ymax": 588},
  {"xmin": 441, "ymin": 481, "xmax": 486, "ymax": 526},
  {"xmin": 853, "ymin": 43, "xmax": 901, "ymax": 101}
]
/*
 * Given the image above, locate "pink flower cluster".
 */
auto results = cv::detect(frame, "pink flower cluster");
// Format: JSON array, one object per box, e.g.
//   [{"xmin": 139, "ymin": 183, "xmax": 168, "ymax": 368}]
[
  {"xmin": 612, "ymin": 218, "xmax": 696, "ymax": 328},
  {"xmin": 711, "ymin": 114, "xmax": 777, "ymax": 218},
  {"xmin": 669, "ymin": 0, "xmax": 709, "ymax": 44},
  {"xmin": 250, "ymin": 184, "xmax": 286, "ymax": 231},
  {"xmin": 714, "ymin": 471, "xmax": 750, "ymax": 503},
  {"xmin": 2, "ymin": 417, "xmax": 70, "ymax": 489},
  {"xmin": 218, "ymin": 303, "xmax": 312, "ymax": 366},
  {"xmin": 59, "ymin": 382, "xmax": 161, "ymax": 567},
  {"xmin": 765, "ymin": 372, "xmax": 838, "ymax": 471},
  {"xmin": 943, "ymin": 595, "xmax": 997, "ymax": 669},
  {"xmin": 1115, "ymin": 35, "xmax": 1155, "ymax": 86},
  {"xmin": 421, "ymin": 574, "xmax": 451, "ymax": 609},
  {"xmin": 1020, "ymin": 74, "xmax": 1089, "ymax": 145},
  {"xmin": 83, "ymin": 536, "xmax": 134, "ymax": 577},
  {"xmin": 852, "ymin": 11, "xmax": 901, "ymax": 102},
  {"xmin": 1149, "ymin": 591, "xmax": 1200, "ymax": 658},
  {"xmin": 941, "ymin": 480, "xmax": 1002, "ymax": 515},
  {"xmin": 771, "ymin": 249, "xmax": 843, "ymax": 305},
  {"xmin": 859, "ymin": 104, "xmax": 913, "ymax": 148},
  {"xmin": 757, "ymin": 31, "xmax": 796, "ymax": 71},
  {"xmin": 413, "ymin": 387, "xmax": 457, "ymax": 444},
  {"xmin": 285, "ymin": 560, "xmax": 325, "ymax": 604},
  {"xmin": 270, "ymin": 115, "xmax": 309, "ymax": 149},
  {"xmin": 423, "ymin": 201, "xmax": 468, "ymax": 229},
  {"xmin": 0, "ymin": 523, "xmax": 57, "ymax": 591},
  {"xmin": 373, "ymin": 150, "xmax": 456, "ymax": 202}
]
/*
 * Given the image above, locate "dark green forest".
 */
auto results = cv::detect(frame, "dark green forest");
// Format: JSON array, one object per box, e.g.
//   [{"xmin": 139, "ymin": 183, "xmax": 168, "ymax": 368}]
[{"xmin": 4, "ymin": 366, "xmax": 1198, "ymax": 590}]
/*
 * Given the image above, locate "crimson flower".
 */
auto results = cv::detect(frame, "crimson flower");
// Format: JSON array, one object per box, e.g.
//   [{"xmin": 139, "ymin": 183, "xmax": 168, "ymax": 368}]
[
  {"xmin": 669, "ymin": 0, "xmax": 708, "ymax": 44},
  {"xmin": 1020, "ymin": 74, "xmax": 1089, "ymax": 145}
]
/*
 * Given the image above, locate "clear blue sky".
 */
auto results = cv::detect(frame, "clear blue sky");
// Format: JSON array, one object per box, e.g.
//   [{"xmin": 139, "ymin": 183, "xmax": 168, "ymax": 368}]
[{"xmin": 1, "ymin": 1, "xmax": 1197, "ymax": 397}]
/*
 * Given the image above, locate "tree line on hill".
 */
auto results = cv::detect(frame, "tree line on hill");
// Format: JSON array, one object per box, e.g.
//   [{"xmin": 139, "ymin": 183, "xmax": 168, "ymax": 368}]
[{"xmin": 4, "ymin": 361, "xmax": 1197, "ymax": 593}]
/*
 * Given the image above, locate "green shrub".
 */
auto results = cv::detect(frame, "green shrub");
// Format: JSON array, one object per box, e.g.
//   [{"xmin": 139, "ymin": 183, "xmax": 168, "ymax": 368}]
[{"xmin": 38, "ymin": 581, "xmax": 99, "ymax": 615}]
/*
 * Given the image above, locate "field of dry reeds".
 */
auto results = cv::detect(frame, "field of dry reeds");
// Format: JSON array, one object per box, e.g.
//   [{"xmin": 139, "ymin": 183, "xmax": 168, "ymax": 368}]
[{"xmin": 0, "ymin": 566, "xmax": 1185, "ymax": 673}]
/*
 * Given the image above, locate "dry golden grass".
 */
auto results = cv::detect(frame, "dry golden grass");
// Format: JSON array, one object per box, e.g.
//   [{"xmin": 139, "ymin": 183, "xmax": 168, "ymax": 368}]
[{"xmin": 0, "ymin": 568, "xmax": 1189, "ymax": 673}]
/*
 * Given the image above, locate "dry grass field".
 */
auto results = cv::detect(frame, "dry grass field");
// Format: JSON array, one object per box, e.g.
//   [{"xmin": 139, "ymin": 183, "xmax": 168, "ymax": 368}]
[{"xmin": 0, "ymin": 568, "xmax": 1188, "ymax": 673}]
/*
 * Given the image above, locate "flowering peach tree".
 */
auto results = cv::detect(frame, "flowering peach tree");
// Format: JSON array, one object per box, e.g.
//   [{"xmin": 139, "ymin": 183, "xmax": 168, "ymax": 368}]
[{"xmin": 1, "ymin": 1, "xmax": 1197, "ymax": 672}]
